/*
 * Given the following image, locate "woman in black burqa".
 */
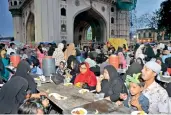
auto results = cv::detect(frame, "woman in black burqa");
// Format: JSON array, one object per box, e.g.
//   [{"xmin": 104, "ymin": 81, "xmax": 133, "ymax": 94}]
[
  {"xmin": 96, "ymin": 65, "xmax": 127, "ymax": 102},
  {"xmin": 121, "ymin": 62, "xmax": 143, "ymax": 82},
  {"xmin": 15, "ymin": 60, "xmax": 37, "ymax": 93},
  {"xmin": 0, "ymin": 76, "xmax": 28, "ymax": 114}
]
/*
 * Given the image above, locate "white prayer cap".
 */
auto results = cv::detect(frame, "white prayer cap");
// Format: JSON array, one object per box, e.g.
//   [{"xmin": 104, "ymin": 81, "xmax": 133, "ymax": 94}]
[{"xmin": 145, "ymin": 61, "xmax": 161, "ymax": 74}]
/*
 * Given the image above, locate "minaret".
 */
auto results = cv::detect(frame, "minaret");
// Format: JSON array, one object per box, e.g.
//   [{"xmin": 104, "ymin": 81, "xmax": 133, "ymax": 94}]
[{"xmin": 8, "ymin": 0, "xmax": 23, "ymax": 42}]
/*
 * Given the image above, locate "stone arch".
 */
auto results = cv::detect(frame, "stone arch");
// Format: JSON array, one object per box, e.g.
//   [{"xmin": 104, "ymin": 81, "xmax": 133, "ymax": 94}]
[
  {"xmin": 14, "ymin": 0, "xmax": 17, "ymax": 5},
  {"xmin": 111, "ymin": 17, "xmax": 114, "ymax": 24},
  {"xmin": 73, "ymin": 7, "xmax": 107, "ymax": 45},
  {"xmin": 26, "ymin": 12, "xmax": 35, "ymax": 43}
]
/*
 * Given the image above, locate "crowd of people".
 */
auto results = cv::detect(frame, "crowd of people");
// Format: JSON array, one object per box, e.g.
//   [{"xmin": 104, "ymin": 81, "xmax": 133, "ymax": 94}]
[{"xmin": 0, "ymin": 40, "xmax": 170, "ymax": 114}]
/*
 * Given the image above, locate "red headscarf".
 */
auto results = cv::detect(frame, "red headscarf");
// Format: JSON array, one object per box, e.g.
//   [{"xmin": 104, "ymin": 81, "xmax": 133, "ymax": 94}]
[{"xmin": 74, "ymin": 62, "xmax": 97, "ymax": 87}]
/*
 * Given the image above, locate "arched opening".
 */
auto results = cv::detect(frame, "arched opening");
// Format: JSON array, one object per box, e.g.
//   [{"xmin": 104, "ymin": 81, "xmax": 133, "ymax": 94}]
[
  {"xmin": 14, "ymin": 1, "xmax": 17, "ymax": 5},
  {"xmin": 10, "ymin": 2, "xmax": 13, "ymax": 6},
  {"xmin": 26, "ymin": 13, "xmax": 35, "ymax": 43},
  {"xmin": 111, "ymin": 7, "xmax": 114, "ymax": 12},
  {"xmin": 74, "ymin": 8, "xmax": 107, "ymax": 45},
  {"xmin": 143, "ymin": 33, "xmax": 146, "ymax": 38},
  {"xmin": 86, "ymin": 26, "xmax": 92, "ymax": 40},
  {"xmin": 111, "ymin": 17, "xmax": 114, "ymax": 24},
  {"xmin": 61, "ymin": 8, "xmax": 66, "ymax": 16}
]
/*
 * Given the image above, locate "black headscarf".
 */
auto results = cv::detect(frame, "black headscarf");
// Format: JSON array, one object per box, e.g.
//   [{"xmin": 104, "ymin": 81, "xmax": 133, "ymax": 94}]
[
  {"xmin": 70, "ymin": 59, "xmax": 80, "ymax": 83},
  {"xmin": 0, "ymin": 76, "xmax": 28, "ymax": 114},
  {"xmin": 165, "ymin": 57, "xmax": 171, "ymax": 68},
  {"xmin": 67, "ymin": 55, "xmax": 76, "ymax": 69},
  {"xmin": 144, "ymin": 44, "xmax": 155, "ymax": 61},
  {"xmin": 101, "ymin": 65, "xmax": 127, "ymax": 102},
  {"xmin": 15, "ymin": 60, "xmax": 37, "ymax": 93},
  {"xmin": 122, "ymin": 62, "xmax": 143, "ymax": 81}
]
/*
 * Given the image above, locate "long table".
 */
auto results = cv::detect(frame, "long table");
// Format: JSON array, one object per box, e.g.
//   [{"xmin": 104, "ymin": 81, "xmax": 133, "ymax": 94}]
[
  {"xmin": 37, "ymin": 82, "xmax": 131, "ymax": 114},
  {"xmin": 65, "ymin": 99, "xmax": 131, "ymax": 114},
  {"xmin": 37, "ymin": 83, "xmax": 95, "ymax": 112}
]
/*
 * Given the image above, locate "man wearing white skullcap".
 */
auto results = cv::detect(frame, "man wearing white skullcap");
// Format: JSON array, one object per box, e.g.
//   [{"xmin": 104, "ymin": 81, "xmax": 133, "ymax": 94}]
[{"xmin": 141, "ymin": 61, "xmax": 169, "ymax": 114}]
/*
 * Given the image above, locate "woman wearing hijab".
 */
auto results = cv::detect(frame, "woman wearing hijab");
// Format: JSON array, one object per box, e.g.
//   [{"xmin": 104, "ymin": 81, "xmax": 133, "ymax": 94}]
[
  {"xmin": 67, "ymin": 55, "xmax": 76, "ymax": 69},
  {"xmin": 121, "ymin": 62, "xmax": 143, "ymax": 81},
  {"xmin": 0, "ymin": 50, "xmax": 8, "ymax": 81},
  {"xmin": 155, "ymin": 49, "xmax": 161, "ymax": 58},
  {"xmin": 96, "ymin": 65, "xmax": 127, "ymax": 102},
  {"xmin": 64, "ymin": 43, "xmax": 76, "ymax": 60},
  {"xmin": 70, "ymin": 59, "xmax": 80, "ymax": 83},
  {"xmin": 15, "ymin": 60, "xmax": 37, "ymax": 93},
  {"xmin": 0, "ymin": 76, "xmax": 28, "ymax": 114},
  {"xmin": 144, "ymin": 44, "xmax": 155, "ymax": 61},
  {"xmin": 74, "ymin": 62, "xmax": 97, "ymax": 90},
  {"xmin": 135, "ymin": 44, "xmax": 145, "ymax": 59},
  {"xmin": 52, "ymin": 43, "xmax": 65, "ymax": 67}
]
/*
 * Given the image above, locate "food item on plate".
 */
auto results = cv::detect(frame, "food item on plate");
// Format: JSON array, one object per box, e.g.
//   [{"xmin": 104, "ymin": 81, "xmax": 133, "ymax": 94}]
[
  {"xmin": 75, "ymin": 82, "xmax": 83, "ymax": 88},
  {"xmin": 137, "ymin": 111, "xmax": 145, "ymax": 115},
  {"xmin": 49, "ymin": 93, "xmax": 67, "ymax": 100},
  {"xmin": 71, "ymin": 108, "xmax": 87, "ymax": 115},
  {"xmin": 79, "ymin": 89, "xmax": 89, "ymax": 94},
  {"xmin": 64, "ymin": 83, "xmax": 73, "ymax": 86}
]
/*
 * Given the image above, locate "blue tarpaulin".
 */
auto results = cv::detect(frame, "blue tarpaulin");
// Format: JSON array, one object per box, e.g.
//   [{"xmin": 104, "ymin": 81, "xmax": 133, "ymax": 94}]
[{"xmin": 116, "ymin": 0, "xmax": 137, "ymax": 11}]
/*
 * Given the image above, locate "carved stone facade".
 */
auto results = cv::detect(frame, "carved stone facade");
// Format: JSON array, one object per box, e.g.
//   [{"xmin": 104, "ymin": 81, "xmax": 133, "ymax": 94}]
[{"xmin": 9, "ymin": 0, "xmax": 130, "ymax": 44}]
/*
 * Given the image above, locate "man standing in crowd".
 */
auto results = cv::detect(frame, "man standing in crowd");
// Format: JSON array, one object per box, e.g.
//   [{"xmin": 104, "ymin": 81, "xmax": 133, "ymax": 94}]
[{"xmin": 141, "ymin": 61, "xmax": 169, "ymax": 114}]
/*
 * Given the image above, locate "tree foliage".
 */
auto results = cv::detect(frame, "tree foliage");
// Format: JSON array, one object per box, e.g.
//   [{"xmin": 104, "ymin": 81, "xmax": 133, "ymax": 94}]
[
  {"xmin": 137, "ymin": 11, "xmax": 159, "ymax": 29},
  {"xmin": 158, "ymin": 0, "xmax": 171, "ymax": 33}
]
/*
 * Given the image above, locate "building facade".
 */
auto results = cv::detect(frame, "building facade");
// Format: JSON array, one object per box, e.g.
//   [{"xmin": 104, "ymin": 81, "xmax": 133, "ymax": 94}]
[
  {"xmin": 137, "ymin": 28, "xmax": 157, "ymax": 43},
  {"xmin": 9, "ymin": 0, "xmax": 130, "ymax": 45}
]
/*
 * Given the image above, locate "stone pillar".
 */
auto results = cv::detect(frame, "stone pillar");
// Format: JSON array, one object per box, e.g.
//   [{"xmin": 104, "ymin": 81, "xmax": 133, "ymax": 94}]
[{"xmin": 11, "ymin": 10, "xmax": 22, "ymax": 42}]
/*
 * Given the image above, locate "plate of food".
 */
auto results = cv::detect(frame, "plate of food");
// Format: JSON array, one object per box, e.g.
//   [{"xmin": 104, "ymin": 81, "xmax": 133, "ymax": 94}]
[
  {"xmin": 131, "ymin": 111, "xmax": 147, "ymax": 115},
  {"xmin": 75, "ymin": 82, "xmax": 83, "ymax": 88},
  {"xmin": 78, "ymin": 89, "xmax": 89, "ymax": 94},
  {"xmin": 64, "ymin": 83, "xmax": 73, "ymax": 86},
  {"xmin": 71, "ymin": 108, "xmax": 87, "ymax": 115},
  {"xmin": 49, "ymin": 93, "xmax": 67, "ymax": 100}
]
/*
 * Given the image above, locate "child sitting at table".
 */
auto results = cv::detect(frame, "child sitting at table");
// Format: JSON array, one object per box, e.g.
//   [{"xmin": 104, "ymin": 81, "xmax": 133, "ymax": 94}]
[
  {"xmin": 117, "ymin": 73, "xmax": 149, "ymax": 113},
  {"xmin": 56, "ymin": 60, "xmax": 67, "ymax": 76},
  {"xmin": 18, "ymin": 98, "xmax": 49, "ymax": 114}
]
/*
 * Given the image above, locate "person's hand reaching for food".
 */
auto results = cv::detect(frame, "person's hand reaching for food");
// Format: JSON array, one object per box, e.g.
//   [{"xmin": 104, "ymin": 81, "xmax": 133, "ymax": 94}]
[{"xmin": 30, "ymin": 92, "xmax": 47, "ymax": 99}]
